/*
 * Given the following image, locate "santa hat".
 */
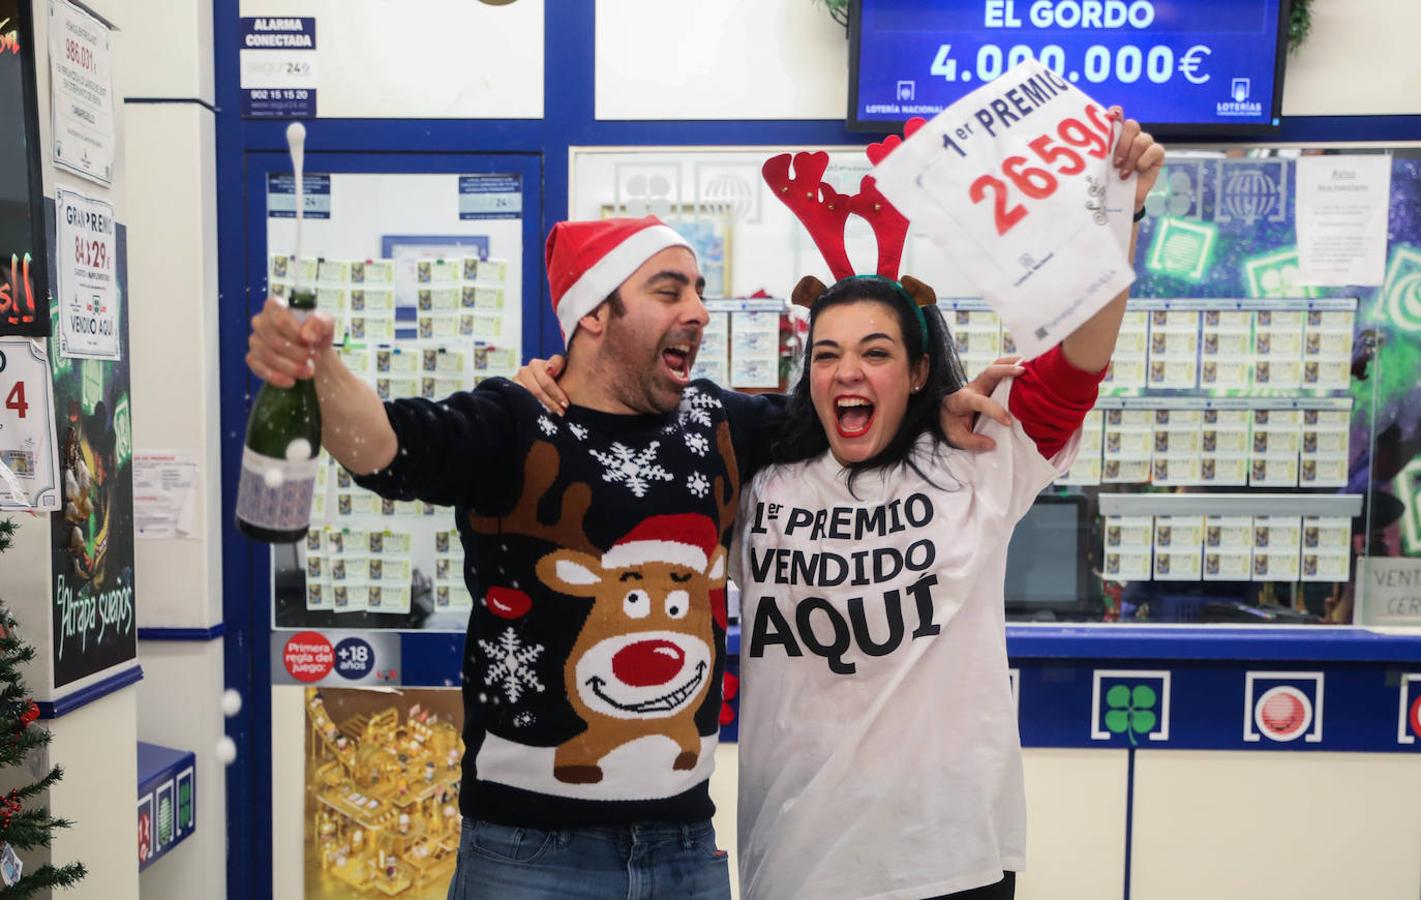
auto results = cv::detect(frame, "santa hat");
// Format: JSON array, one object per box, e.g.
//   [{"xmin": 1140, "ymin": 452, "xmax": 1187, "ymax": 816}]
[
  {"xmin": 544, "ymin": 216, "xmax": 693, "ymax": 345},
  {"xmin": 602, "ymin": 513, "xmax": 719, "ymax": 573}
]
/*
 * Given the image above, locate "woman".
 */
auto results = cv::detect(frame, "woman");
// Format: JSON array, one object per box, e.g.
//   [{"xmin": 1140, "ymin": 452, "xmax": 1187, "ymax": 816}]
[
  {"xmin": 520, "ymin": 115, "xmax": 1162, "ymax": 900},
  {"xmin": 726, "ymin": 117, "xmax": 1159, "ymax": 900}
]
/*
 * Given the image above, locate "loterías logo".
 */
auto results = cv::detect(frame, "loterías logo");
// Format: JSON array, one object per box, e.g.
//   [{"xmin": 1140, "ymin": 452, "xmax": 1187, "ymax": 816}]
[{"xmin": 1217, "ymin": 76, "xmax": 1263, "ymax": 118}]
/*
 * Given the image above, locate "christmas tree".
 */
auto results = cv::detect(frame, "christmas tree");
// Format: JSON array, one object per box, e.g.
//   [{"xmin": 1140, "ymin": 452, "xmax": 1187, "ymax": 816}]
[{"xmin": 0, "ymin": 518, "xmax": 85, "ymax": 896}]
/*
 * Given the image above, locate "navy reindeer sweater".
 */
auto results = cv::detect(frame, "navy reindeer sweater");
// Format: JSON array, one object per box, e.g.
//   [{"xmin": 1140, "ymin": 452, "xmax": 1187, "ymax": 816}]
[{"xmin": 354, "ymin": 378, "xmax": 784, "ymax": 828}]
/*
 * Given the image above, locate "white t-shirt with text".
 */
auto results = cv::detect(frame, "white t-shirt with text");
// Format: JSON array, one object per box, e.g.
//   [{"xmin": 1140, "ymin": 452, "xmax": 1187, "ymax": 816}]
[{"xmin": 731, "ymin": 381, "xmax": 1079, "ymax": 900}]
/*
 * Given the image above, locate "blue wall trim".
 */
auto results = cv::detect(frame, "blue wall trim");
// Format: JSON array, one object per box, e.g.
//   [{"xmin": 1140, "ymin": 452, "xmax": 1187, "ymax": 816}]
[
  {"xmin": 36, "ymin": 665, "xmax": 144, "ymax": 720},
  {"xmin": 729, "ymin": 623, "xmax": 1421, "ymax": 663},
  {"xmin": 137, "ymin": 624, "xmax": 226, "ymax": 642},
  {"xmin": 1006, "ymin": 626, "xmax": 1421, "ymax": 663}
]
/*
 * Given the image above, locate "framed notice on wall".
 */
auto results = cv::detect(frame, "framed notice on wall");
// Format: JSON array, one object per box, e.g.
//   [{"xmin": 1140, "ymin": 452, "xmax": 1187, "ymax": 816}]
[
  {"xmin": 0, "ymin": 3, "xmax": 51, "ymax": 337},
  {"xmin": 47, "ymin": 0, "xmax": 114, "ymax": 185}
]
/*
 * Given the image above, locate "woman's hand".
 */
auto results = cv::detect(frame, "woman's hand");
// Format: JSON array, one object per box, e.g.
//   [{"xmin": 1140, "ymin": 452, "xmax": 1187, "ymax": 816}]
[
  {"xmin": 940, "ymin": 357, "xmax": 1025, "ymax": 452},
  {"xmin": 246, "ymin": 295, "xmax": 337, "ymax": 388},
  {"xmin": 514, "ymin": 354, "xmax": 569, "ymax": 414},
  {"xmin": 1107, "ymin": 108, "xmax": 1166, "ymax": 213}
]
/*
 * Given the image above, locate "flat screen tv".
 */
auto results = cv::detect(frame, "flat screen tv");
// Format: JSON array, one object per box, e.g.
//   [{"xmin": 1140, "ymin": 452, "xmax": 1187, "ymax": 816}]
[
  {"xmin": 850, "ymin": 0, "xmax": 1292, "ymax": 136},
  {"xmin": 1004, "ymin": 494, "xmax": 1091, "ymax": 619}
]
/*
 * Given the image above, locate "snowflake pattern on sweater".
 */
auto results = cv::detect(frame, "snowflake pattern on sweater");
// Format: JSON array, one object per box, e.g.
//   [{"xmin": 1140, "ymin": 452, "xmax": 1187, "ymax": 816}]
[
  {"xmin": 478, "ymin": 627, "xmax": 546, "ymax": 705},
  {"xmin": 588, "ymin": 441, "xmax": 675, "ymax": 498}
]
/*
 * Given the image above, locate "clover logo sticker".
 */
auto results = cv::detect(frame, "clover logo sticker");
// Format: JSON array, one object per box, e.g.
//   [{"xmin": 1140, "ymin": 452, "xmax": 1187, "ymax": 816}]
[
  {"xmin": 1105, "ymin": 684, "xmax": 1158, "ymax": 746},
  {"xmin": 1091, "ymin": 670, "xmax": 1171, "ymax": 744}
]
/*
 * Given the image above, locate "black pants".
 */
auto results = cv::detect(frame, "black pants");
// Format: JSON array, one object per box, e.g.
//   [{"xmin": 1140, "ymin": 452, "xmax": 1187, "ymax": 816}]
[{"xmin": 924, "ymin": 871, "xmax": 1015, "ymax": 900}]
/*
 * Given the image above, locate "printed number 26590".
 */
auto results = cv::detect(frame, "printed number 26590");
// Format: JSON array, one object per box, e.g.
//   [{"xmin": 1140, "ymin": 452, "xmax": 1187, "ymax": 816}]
[{"xmin": 969, "ymin": 104, "xmax": 1116, "ymax": 237}]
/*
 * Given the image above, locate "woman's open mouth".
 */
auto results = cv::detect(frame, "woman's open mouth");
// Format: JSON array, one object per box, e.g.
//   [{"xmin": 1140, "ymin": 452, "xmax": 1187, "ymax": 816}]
[
  {"xmin": 662, "ymin": 343, "xmax": 693, "ymax": 385},
  {"xmin": 835, "ymin": 395, "xmax": 875, "ymax": 438}
]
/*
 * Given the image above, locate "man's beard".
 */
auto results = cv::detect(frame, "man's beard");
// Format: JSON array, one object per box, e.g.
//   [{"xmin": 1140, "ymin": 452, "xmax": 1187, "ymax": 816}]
[{"xmin": 602, "ymin": 322, "xmax": 685, "ymax": 415}]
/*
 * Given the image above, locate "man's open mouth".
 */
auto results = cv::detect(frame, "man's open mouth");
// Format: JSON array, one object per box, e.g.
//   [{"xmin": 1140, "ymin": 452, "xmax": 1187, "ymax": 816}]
[
  {"xmin": 661, "ymin": 342, "xmax": 694, "ymax": 386},
  {"xmin": 835, "ymin": 395, "xmax": 875, "ymax": 438},
  {"xmin": 586, "ymin": 660, "xmax": 707, "ymax": 714}
]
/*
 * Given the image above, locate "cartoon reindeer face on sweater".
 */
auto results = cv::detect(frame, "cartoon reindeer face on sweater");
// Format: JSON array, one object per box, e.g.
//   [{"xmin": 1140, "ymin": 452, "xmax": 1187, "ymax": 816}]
[
  {"xmin": 469, "ymin": 423, "xmax": 739, "ymax": 785},
  {"xmin": 538, "ymin": 516, "xmax": 724, "ymax": 726}
]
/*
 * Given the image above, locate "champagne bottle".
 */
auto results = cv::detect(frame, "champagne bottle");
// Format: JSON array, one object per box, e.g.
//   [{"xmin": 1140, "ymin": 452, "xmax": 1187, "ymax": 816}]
[{"xmin": 235, "ymin": 287, "xmax": 322, "ymax": 542}]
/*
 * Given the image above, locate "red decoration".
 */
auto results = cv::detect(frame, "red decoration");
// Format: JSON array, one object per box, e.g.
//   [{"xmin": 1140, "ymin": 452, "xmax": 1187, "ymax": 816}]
[
  {"xmin": 762, "ymin": 118, "xmax": 926, "ymax": 281},
  {"xmin": 848, "ymin": 177, "xmax": 910, "ymax": 279},
  {"xmin": 0, "ymin": 791, "xmax": 20, "ymax": 829},
  {"xmin": 18, "ymin": 701, "xmax": 38, "ymax": 730},
  {"xmin": 485, "ymin": 586, "xmax": 532, "ymax": 620},
  {"xmin": 709, "ymin": 587, "xmax": 727, "ymax": 632},
  {"xmin": 719, "ymin": 671, "xmax": 740, "ymax": 727},
  {"xmin": 761, "ymin": 151, "xmax": 854, "ymax": 280}
]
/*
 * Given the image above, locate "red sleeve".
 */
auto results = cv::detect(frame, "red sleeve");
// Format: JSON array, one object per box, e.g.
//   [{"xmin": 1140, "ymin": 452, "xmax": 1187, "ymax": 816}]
[{"xmin": 1006, "ymin": 345, "xmax": 1108, "ymax": 459}]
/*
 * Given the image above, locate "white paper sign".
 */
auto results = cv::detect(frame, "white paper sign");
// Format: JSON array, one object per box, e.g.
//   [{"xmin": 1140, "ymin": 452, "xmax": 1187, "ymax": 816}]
[
  {"xmin": 0, "ymin": 339, "xmax": 61, "ymax": 511},
  {"xmin": 56, "ymin": 189, "xmax": 119, "ymax": 360},
  {"xmin": 48, "ymin": 0, "xmax": 115, "ymax": 186},
  {"xmin": 1295, "ymin": 155, "xmax": 1391, "ymax": 287},
  {"xmin": 133, "ymin": 451, "xmax": 201, "ymax": 539},
  {"xmin": 871, "ymin": 58, "xmax": 1136, "ymax": 360},
  {"xmin": 1356, "ymin": 558, "xmax": 1421, "ymax": 626}
]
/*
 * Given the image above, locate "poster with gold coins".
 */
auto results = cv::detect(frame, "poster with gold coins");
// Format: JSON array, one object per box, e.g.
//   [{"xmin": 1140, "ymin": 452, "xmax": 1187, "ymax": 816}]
[{"xmin": 304, "ymin": 687, "xmax": 464, "ymax": 899}]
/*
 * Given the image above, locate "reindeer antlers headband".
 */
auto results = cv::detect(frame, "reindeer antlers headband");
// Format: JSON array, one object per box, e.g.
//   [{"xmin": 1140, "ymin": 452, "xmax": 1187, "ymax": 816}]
[{"xmin": 763, "ymin": 118, "xmax": 939, "ymax": 337}]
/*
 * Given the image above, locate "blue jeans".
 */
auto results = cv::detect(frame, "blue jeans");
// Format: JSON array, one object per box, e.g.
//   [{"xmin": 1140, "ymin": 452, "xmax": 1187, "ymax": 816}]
[{"xmin": 447, "ymin": 818, "xmax": 731, "ymax": 900}]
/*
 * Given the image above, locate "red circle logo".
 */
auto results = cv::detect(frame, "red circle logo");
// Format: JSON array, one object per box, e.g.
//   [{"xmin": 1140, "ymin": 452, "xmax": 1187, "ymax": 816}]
[
  {"xmin": 1409, "ymin": 695, "xmax": 1421, "ymax": 739},
  {"xmin": 283, "ymin": 631, "xmax": 334, "ymax": 683},
  {"xmin": 1255, "ymin": 686, "xmax": 1312, "ymax": 741}
]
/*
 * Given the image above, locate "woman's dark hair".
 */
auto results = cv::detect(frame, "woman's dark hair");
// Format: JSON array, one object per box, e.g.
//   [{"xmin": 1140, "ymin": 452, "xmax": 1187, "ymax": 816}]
[{"xmin": 771, "ymin": 277, "xmax": 967, "ymax": 491}]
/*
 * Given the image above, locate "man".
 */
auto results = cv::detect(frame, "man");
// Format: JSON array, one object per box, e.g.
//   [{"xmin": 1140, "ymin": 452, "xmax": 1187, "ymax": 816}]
[{"xmin": 246, "ymin": 216, "xmax": 1010, "ymax": 898}]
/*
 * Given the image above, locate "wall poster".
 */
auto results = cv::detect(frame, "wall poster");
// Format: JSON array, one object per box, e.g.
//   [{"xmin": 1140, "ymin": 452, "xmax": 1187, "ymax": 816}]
[{"xmin": 48, "ymin": 221, "xmax": 134, "ymax": 688}]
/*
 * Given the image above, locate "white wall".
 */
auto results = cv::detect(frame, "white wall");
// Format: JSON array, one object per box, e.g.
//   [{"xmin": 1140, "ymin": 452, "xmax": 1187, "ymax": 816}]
[
  {"xmin": 1280, "ymin": 0, "xmax": 1421, "ymax": 117},
  {"xmin": 111, "ymin": 0, "xmax": 215, "ymax": 105},
  {"xmin": 125, "ymin": 101, "xmax": 224, "ymax": 630},
  {"xmin": 596, "ymin": 0, "xmax": 847, "ymax": 121},
  {"xmin": 1132, "ymin": 751, "xmax": 1421, "ymax": 900},
  {"xmin": 47, "ymin": 686, "xmax": 140, "ymax": 900},
  {"xmin": 597, "ymin": 0, "xmax": 1421, "ymax": 121},
  {"xmin": 135, "ymin": 641, "xmax": 227, "ymax": 899},
  {"xmin": 1017, "ymin": 749, "xmax": 1129, "ymax": 900}
]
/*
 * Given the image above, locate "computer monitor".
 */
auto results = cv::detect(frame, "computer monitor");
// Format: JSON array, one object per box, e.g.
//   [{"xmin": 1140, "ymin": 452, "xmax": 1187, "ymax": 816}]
[{"xmin": 1004, "ymin": 494, "xmax": 1091, "ymax": 618}]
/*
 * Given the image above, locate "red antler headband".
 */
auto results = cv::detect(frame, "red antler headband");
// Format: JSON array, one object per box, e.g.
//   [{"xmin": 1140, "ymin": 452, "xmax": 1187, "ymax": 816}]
[{"xmin": 762, "ymin": 118, "xmax": 926, "ymax": 282}]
